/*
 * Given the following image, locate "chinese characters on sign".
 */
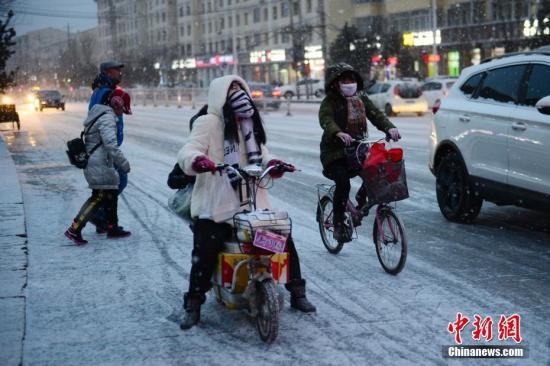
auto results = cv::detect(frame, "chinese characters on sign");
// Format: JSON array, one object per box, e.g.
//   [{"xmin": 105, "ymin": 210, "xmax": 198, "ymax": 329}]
[{"xmin": 448, "ymin": 313, "xmax": 522, "ymax": 344}]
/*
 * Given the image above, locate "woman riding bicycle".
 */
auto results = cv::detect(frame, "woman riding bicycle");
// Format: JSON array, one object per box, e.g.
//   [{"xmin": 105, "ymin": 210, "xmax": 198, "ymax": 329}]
[
  {"xmin": 177, "ymin": 75, "xmax": 316, "ymax": 330},
  {"xmin": 319, "ymin": 63, "xmax": 401, "ymax": 242}
]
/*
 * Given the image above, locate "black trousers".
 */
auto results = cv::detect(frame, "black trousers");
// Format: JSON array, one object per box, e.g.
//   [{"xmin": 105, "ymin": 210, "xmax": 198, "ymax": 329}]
[
  {"xmin": 71, "ymin": 189, "xmax": 118, "ymax": 233},
  {"xmin": 187, "ymin": 219, "xmax": 303, "ymax": 296},
  {"xmin": 323, "ymin": 159, "xmax": 367, "ymax": 224}
]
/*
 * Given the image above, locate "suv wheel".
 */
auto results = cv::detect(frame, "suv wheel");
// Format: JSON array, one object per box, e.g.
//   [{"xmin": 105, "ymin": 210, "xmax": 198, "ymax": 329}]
[
  {"xmin": 314, "ymin": 89, "xmax": 323, "ymax": 98},
  {"xmin": 436, "ymin": 151, "xmax": 482, "ymax": 222},
  {"xmin": 284, "ymin": 91, "xmax": 294, "ymax": 99}
]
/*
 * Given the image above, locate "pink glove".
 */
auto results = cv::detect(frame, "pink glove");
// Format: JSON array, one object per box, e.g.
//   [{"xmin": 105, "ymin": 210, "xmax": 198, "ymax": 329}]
[
  {"xmin": 388, "ymin": 128, "xmax": 401, "ymax": 142},
  {"xmin": 267, "ymin": 159, "xmax": 295, "ymax": 178},
  {"xmin": 192, "ymin": 155, "xmax": 216, "ymax": 173}
]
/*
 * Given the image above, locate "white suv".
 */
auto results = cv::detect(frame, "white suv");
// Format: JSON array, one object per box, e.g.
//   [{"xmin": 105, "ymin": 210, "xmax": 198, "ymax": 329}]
[
  {"xmin": 429, "ymin": 51, "xmax": 550, "ymax": 221},
  {"xmin": 279, "ymin": 78, "xmax": 325, "ymax": 99}
]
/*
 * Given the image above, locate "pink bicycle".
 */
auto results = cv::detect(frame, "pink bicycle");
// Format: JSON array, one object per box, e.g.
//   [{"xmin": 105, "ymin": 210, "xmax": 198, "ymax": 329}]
[{"xmin": 316, "ymin": 139, "xmax": 408, "ymax": 275}]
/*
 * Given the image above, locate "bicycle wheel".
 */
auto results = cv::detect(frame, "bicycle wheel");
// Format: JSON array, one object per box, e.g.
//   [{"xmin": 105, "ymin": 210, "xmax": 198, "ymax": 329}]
[
  {"xmin": 372, "ymin": 206, "xmax": 407, "ymax": 275},
  {"xmin": 256, "ymin": 279, "xmax": 279, "ymax": 344},
  {"xmin": 317, "ymin": 196, "xmax": 344, "ymax": 254}
]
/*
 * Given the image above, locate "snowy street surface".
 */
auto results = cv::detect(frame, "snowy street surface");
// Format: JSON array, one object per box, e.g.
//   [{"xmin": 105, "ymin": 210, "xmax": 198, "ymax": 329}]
[{"xmin": 1, "ymin": 102, "xmax": 549, "ymax": 365}]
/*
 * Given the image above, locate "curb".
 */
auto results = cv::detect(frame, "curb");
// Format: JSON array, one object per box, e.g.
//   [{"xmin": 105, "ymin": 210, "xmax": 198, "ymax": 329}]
[{"xmin": 0, "ymin": 134, "xmax": 27, "ymax": 366}]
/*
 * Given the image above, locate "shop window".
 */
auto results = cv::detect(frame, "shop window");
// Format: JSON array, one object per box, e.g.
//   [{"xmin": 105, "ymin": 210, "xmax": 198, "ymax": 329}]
[
  {"xmin": 293, "ymin": 1, "xmax": 299, "ymax": 15},
  {"xmin": 478, "ymin": 65, "xmax": 526, "ymax": 104},
  {"xmin": 281, "ymin": 3, "xmax": 288, "ymax": 17},
  {"xmin": 460, "ymin": 72, "xmax": 484, "ymax": 97},
  {"xmin": 523, "ymin": 65, "xmax": 550, "ymax": 106}
]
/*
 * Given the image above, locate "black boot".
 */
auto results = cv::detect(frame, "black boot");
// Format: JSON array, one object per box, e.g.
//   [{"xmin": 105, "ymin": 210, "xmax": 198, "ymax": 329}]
[
  {"xmin": 106, "ymin": 225, "xmax": 131, "ymax": 238},
  {"xmin": 287, "ymin": 279, "xmax": 316, "ymax": 313},
  {"xmin": 180, "ymin": 293, "xmax": 204, "ymax": 330}
]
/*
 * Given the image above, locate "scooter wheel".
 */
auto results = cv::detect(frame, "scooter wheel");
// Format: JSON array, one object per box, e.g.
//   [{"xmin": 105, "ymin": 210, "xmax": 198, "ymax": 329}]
[{"xmin": 256, "ymin": 279, "xmax": 279, "ymax": 343}]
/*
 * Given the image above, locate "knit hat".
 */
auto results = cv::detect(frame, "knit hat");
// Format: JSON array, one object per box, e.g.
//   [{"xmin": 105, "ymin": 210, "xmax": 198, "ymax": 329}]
[{"xmin": 110, "ymin": 87, "xmax": 132, "ymax": 115}]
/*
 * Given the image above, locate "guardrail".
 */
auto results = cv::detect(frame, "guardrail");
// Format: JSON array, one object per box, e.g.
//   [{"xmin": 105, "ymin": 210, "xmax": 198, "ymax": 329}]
[{"xmin": 60, "ymin": 87, "xmax": 322, "ymax": 114}]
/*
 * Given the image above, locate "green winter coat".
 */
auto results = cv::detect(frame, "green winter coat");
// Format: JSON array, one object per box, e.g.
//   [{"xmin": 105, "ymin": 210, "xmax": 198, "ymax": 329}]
[{"xmin": 318, "ymin": 63, "xmax": 395, "ymax": 171}]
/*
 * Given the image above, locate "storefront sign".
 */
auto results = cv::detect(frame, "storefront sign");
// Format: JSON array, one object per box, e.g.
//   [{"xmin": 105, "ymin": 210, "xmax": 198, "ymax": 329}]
[
  {"xmin": 305, "ymin": 45, "xmax": 323, "ymax": 60},
  {"xmin": 523, "ymin": 18, "xmax": 550, "ymax": 37},
  {"xmin": 249, "ymin": 49, "xmax": 286, "ymax": 64},
  {"xmin": 423, "ymin": 54, "xmax": 441, "ymax": 63},
  {"xmin": 195, "ymin": 54, "xmax": 235, "ymax": 68},
  {"xmin": 403, "ymin": 30, "xmax": 441, "ymax": 47},
  {"xmin": 447, "ymin": 51, "xmax": 460, "ymax": 77}
]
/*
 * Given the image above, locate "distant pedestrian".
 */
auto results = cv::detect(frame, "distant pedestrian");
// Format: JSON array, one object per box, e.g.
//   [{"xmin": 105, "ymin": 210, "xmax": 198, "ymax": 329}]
[
  {"xmin": 88, "ymin": 61, "xmax": 129, "ymax": 233},
  {"xmin": 64, "ymin": 88, "xmax": 133, "ymax": 245}
]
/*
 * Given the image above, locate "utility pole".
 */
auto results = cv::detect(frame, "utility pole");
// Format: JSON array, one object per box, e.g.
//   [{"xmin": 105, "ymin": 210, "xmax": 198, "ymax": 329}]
[
  {"xmin": 319, "ymin": 0, "xmax": 328, "ymax": 68},
  {"xmin": 232, "ymin": 8, "xmax": 238, "ymax": 74},
  {"xmin": 431, "ymin": 0, "xmax": 438, "ymax": 76}
]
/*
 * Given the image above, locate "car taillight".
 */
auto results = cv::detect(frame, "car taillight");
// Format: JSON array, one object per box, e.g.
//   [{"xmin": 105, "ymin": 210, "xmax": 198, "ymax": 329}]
[
  {"xmin": 272, "ymin": 90, "xmax": 281, "ymax": 97},
  {"xmin": 432, "ymin": 99, "xmax": 441, "ymax": 114},
  {"xmin": 251, "ymin": 90, "xmax": 263, "ymax": 98}
]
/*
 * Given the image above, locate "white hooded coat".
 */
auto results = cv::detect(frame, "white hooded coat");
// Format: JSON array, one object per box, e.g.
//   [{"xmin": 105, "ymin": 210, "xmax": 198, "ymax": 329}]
[
  {"xmin": 83, "ymin": 104, "xmax": 130, "ymax": 190},
  {"xmin": 177, "ymin": 75, "xmax": 274, "ymax": 223}
]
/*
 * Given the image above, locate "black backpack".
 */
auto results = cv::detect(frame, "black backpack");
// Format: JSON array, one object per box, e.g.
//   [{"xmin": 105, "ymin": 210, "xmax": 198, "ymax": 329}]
[
  {"xmin": 167, "ymin": 105, "xmax": 208, "ymax": 188},
  {"xmin": 66, "ymin": 112, "xmax": 106, "ymax": 169}
]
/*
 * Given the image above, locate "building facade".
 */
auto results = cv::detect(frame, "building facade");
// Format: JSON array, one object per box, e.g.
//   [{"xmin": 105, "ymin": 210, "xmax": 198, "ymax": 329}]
[
  {"xmin": 96, "ymin": 0, "xmax": 329, "ymax": 87},
  {"xmin": 352, "ymin": 0, "xmax": 549, "ymax": 78},
  {"xmin": 9, "ymin": 28, "xmax": 68, "ymax": 87},
  {"xmin": 95, "ymin": 0, "xmax": 549, "ymax": 85}
]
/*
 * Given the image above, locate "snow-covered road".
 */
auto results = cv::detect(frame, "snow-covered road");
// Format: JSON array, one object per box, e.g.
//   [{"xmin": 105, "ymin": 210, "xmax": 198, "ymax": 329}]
[{"xmin": 1, "ymin": 102, "xmax": 548, "ymax": 365}]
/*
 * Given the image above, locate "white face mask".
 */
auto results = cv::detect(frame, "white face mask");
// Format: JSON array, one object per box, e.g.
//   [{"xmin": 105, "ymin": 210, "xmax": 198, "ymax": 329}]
[{"xmin": 340, "ymin": 83, "xmax": 357, "ymax": 97}]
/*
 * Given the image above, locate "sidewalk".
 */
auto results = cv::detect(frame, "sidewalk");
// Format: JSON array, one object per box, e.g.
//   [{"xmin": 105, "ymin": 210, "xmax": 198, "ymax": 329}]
[{"xmin": 0, "ymin": 134, "xmax": 27, "ymax": 366}]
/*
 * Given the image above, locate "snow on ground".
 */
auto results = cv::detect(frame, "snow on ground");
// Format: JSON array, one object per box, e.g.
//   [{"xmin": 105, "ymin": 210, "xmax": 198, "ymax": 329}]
[{"xmin": 1, "ymin": 102, "xmax": 548, "ymax": 365}]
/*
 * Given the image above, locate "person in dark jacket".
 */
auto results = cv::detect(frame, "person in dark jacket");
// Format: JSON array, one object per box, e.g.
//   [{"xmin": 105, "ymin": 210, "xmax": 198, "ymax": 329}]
[
  {"xmin": 319, "ymin": 63, "xmax": 401, "ymax": 242},
  {"xmin": 64, "ymin": 89, "xmax": 133, "ymax": 245}
]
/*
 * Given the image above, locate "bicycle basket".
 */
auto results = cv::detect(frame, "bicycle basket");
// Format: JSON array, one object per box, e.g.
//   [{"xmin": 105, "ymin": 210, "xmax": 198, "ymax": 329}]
[
  {"xmin": 360, "ymin": 160, "xmax": 409, "ymax": 203},
  {"xmin": 233, "ymin": 210, "xmax": 292, "ymax": 253}
]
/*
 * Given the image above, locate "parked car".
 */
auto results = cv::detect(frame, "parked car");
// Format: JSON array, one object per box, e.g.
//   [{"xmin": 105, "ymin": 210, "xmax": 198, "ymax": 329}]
[
  {"xmin": 247, "ymin": 82, "xmax": 282, "ymax": 110},
  {"xmin": 34, "ymin": 90, "xmax": 65, "ymax": 111},
  {"xmin": 279, "ymin": 78, "xmax": 325, "ymax": 99},
  {"xmin": 366, "ymin": 81, "xmax": 428, "ymax": 116},
  {"xmin": 429, "ymin": 51, "xmax": 550, "ymax": 221},
  {"xmin": 420, "ymin": 78, "xmax": 457, "ymax": 109}
]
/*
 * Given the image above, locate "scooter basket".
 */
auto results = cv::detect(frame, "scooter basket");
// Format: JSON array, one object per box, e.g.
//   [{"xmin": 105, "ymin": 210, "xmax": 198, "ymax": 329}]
[
  {"xmin": 360, "ymin": 160, "xmax": 409, "ymax": 203},
  {"xmin": 233, "ymin": 210, "xmax": 292, "ymax": 253}
]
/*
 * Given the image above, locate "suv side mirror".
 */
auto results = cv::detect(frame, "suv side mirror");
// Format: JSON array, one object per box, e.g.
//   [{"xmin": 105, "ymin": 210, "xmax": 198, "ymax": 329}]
[{"xmin": 535, "ymin": 96, "xmax": 550, "ymax": 115}]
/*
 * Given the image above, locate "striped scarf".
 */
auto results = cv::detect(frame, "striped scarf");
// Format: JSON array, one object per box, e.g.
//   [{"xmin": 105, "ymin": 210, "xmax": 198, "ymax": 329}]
[
  {"xmin": 224, "ymin": 90, "xmax": 261, "ymax": 187},
  {"xmin": 346, "ymin": 95, "xmax": 367, "ymax": 139}
]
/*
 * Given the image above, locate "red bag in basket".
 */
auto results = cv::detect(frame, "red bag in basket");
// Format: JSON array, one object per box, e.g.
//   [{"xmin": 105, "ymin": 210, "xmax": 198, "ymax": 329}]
[{"xmin": 363, "ymin": 143, "xmax": 387, "ymax": 168}]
